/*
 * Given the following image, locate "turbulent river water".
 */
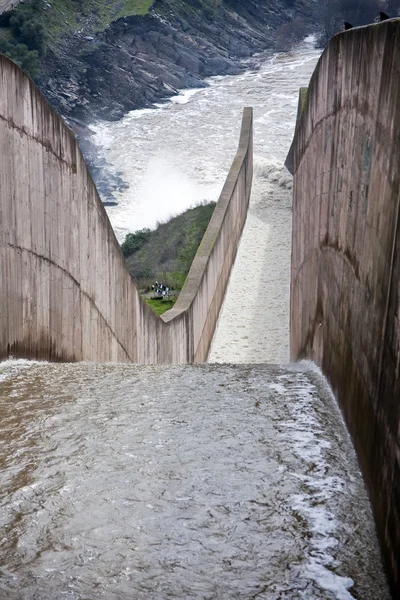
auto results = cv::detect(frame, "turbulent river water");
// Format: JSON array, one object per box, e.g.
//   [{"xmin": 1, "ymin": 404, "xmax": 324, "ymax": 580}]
[
  {"xmin": 0, "ymin": 361, "xmax": 391, "ymax": 599},
  {"xmin": 0, "ymin": 38, "xmax": 391, "ymax": 599},
  {"xmin": 95, "ymin": 36, "xmax": 321, "ymax": 363},
  {"xmin": 95, "ymin": 37, "xmax": 318, "ymax": 241}
]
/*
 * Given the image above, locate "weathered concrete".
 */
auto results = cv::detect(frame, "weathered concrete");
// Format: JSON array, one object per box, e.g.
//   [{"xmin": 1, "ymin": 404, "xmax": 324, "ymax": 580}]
[
  {"xmin": 0, "ymin": 0, "xmax": 20, "ymax": 12},
  {"xmin": 0, "ymin": 55, "xmax": 252, "ymax": 364},
  {"xmin": 286, "ymin": 19, "xmax": 400, "ymax": 596}
]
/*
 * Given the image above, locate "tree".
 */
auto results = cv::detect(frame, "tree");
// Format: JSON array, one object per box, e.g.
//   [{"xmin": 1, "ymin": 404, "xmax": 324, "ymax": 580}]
[
  {"xmin": 9, "ymin": 12, "xmax": 48, "ymax": 55},
  {"xmin": 0, "ymin": 40, "xmax": 41, "ymax": 79},
  {"xmin": 121, "ymin": 229, "xmax": 151, "ymax": 258}
]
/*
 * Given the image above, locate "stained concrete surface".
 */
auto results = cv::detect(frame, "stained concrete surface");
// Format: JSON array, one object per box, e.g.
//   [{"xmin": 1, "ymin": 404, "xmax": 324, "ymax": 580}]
[{"xmin": 287, "ymin": 19, "xmax": 400, "ymax": 595}]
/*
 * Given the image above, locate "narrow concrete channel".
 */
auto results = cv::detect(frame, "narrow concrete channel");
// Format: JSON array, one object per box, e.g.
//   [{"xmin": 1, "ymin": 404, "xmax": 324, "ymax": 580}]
[{"xmin": 208, "ymin": 157, "xmax": 293, "ymax": 364}]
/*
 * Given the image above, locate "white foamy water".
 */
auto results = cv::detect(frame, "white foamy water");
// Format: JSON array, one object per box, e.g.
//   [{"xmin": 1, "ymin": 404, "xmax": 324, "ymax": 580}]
[
  {"xmin": 206, "ymin": 40, "xmax": 321, "ymax": 363},
  {"xmin": 94, "ymin": 37, "xmax": 321, "ymax": 363},
  {"xmin": 94, "ymin": 37, "xmax": 320, "ymax": 240}
]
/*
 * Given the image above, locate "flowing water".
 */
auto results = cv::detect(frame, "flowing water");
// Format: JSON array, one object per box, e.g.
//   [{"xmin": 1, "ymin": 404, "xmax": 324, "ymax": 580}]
[
  {"xmin": 0, "ymin": 39, "xmax": 391, "ymax": 599},
  {"xmin": 94, "ymin": 37, "xmax": 319, "ymax": 241},
  {"xmin": 94, "ymin": 37, "xmax": 320, "ymax": 363},
  {"xmin": 0, "ymin": 361, "xmax": 390, "ymax": 599}
]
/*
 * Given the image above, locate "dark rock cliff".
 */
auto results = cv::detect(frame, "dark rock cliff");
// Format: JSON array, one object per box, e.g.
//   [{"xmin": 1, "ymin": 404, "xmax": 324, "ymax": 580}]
[
  {"xmin": 33, "ymin": 0, "xmax": 320, "ymax": 201},
  {"xmin": 39, "ymin": 0, "xmax": 320, "ymax": 124}
]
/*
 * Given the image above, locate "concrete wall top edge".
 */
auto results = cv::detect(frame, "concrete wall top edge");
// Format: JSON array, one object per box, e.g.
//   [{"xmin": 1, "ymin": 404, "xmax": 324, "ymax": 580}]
[
  {"xmin": 1, "ymin": 55, "xmax": 253, "ymax": 365},
  {"xmin": 285, "ymin": 18, "xmax": 400, "ymax": 174},
  {"xmin": 161, "ymin": 107, "xmax": 253, "ymax": 324}
]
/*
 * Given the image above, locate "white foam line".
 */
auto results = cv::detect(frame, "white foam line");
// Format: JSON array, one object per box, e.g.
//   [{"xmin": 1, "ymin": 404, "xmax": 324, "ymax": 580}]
[
  {"xmin": 169, "ymin": 88, "xmax": 204, "ymax": 105},
  {"xmin": 271, "ymin": 369, "xmax": 356, "ymax": 599},
  {"xmin": 0, "ymin": 359, "xmax": 41, "ymax": 382}
]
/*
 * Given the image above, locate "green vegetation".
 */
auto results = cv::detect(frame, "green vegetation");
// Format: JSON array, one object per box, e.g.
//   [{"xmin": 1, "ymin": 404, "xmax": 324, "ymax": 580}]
[
  {"xmin": 156, "ymin": 0, "xmax": 222, "ymax": 19},
  {"xmin": 121, "ymin": 228, "xmax": 151, "ymax": 258},
  {"xmin": 0, "ymin": 0, "xmax": 46, "ymax": 77},
  {"xmin": 8, "ymin": 0, "xmax": 48, "ymax": 54},
  {"xmin": 117, "ymin": 0, "xmax": 154, "ymax": 19},
  {"xmin": 0, "ymin": 0, "xmax": 156, "ymax": 78},
  {"xmin": 0, "ymin": 40, "xmax": 40, "ymax": 78},
  {"xmin": 122, "ymin": 201, "xmax": 216, "ymax": 309},
  {"xmin": 144, "ymin": 297, "xmax": 176, "ymax": 315}
]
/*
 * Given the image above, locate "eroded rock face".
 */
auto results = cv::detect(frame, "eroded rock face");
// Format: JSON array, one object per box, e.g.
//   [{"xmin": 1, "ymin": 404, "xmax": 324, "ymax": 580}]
[
  {"xmin": 39, "ymin": 0, "xmax": 320, "ymax": 124},
  {"xmin": 36, "ymin": 0, "xmax": 319, "ymax": 202}
]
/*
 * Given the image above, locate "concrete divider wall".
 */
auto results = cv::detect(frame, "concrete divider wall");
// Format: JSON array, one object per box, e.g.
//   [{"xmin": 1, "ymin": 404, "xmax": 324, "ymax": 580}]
[
  {"xmin": 0, "ymin": 54, "xmax": 253, "ymax": 364},
  {"xmin": 286, "ymin": 20, "xmax": 400, "ymax": 595}
]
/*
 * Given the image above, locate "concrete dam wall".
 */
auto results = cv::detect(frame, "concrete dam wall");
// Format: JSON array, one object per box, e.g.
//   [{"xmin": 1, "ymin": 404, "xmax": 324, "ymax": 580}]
[
  {"xmin": 0, "ymin": 55, "xmax": 252, "ymax": 364},
  {"xmin": 287, "ymin": 20, "xmax": 400, "ymax": 595}
]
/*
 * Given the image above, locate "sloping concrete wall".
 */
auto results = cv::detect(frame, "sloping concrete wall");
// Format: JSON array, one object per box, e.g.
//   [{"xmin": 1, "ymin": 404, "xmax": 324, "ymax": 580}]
[
  {"xmin": 0, "ymin": 0, "xmax": 20, "ymax": 13},
  {"xmin": 287, "ymin": 20, "xmax": 400, "ymax": 596},
  {"xmin": 0, "ymin": 55, "xmax": 252, "ymax": 364}
]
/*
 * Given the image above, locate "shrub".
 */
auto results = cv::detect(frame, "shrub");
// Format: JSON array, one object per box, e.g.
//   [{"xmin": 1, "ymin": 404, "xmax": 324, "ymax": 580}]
[
  {"xmin": 122, "ymin": 202, "xmax": 216, "ymax": 291},
  {"xmin": 0, "ymin": 40, "xmax": 41, "ymax": 78},
  {"xmin": 121, "ymin": 228, "xmax": 151, "ymax": 257},
  {"xmin": 9, "ymin": 11, "xmax": 48, "ymax": 55}
]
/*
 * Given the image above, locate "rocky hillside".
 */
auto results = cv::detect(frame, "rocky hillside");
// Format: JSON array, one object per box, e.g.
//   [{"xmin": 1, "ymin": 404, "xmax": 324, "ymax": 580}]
[
  {"xmin": 0, "ymin": 0, "xmax": 321, "ymax": 201},
  {"xmin": 0, "ymin": 0, "xmax": 321, "ymax": 123}
]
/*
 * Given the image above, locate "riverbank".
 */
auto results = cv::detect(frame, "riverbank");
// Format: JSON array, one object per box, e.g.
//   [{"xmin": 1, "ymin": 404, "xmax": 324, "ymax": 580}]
[
  {"xmin": 92, "ymin": 37, "xmax": 321, "ymax": 244},
  {"xmin": 37, "ymin": 0, "xmax": 320, "ymax": 124},
  {"xmin": 0, "ymin": 0, "xmax": 321, "ymax": 201},
  {"xmin": 58, "ymin": 0, "xmax": 318, "ymax": 202}
]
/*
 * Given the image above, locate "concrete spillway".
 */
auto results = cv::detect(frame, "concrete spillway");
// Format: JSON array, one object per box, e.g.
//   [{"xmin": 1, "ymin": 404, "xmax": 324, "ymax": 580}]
[
  {"xmin": 1, "ymin": 16, "xmax": 400, "ymax": 596},
  {"xmin": 0, "ymin": 360, "xmax": 389, "ymax": 599},
  {"xmin": 209, "ymin": 160, "xmax": 292, "ymax": 364}
]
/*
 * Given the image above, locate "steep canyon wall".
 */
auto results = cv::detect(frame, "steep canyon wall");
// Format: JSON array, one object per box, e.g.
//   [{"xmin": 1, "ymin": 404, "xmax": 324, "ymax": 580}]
[
  {"xmin": 287, "ymin": 20, "xmax": 400, "ymax": 595},
  {"xmin": 0, "ymin": 55, "xmax": 252, "ymax": 364}
]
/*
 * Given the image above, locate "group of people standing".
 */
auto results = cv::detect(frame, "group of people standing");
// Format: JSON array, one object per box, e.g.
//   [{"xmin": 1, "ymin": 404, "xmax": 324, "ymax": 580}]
[{"xmin": 151, "ymin": 281, "xmax": 171, "ymax": 299}]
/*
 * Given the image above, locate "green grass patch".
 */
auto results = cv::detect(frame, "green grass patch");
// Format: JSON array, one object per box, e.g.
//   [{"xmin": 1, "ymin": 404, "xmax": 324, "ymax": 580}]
[
  {"xmin": 156, "ymin": 0, "xmax": 223, "ymax": 19},
  {"xmin": 116, "ymin": 0, "xmax": 154, "ymax": 19},
  {"xmin": 145, "ymin": 297, "xmax": 176, "ymax": 315}
]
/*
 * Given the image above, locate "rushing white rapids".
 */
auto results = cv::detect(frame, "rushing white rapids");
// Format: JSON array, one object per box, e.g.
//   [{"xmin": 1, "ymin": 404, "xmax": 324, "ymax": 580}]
[
  {"xmin": 94, "ymin": 37, "xmax": 321, "ymax": 363},
  {"xmin": 94, "ymin": 37, "xmax": 320, "ymax": 241}
]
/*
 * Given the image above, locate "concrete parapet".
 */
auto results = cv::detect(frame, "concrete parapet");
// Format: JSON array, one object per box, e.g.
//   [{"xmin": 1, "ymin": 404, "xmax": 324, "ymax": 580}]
[
  {"xmin": 287, "ymin": 20, "xmax": 400, "ymax": 595},
  {"xmin": 0, "ymin": 54, "xmax": 252, "ymax": 364}
]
